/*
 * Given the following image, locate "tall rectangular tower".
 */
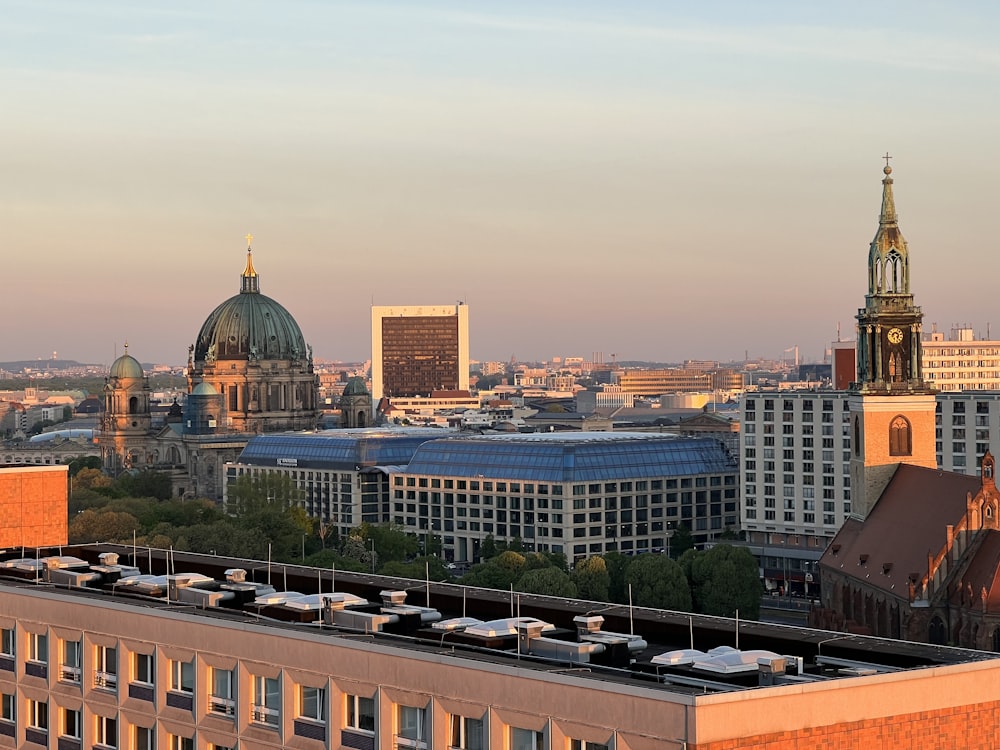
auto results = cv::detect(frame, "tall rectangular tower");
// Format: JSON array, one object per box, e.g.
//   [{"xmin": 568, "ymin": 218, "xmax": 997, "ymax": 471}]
[
  {"xmin": 849, "ymin": 163, "xmax": 936, "ymax": 518},
  {"xmin": 371, "ymin": 304, "xmax": 470, "ymax": 401}
]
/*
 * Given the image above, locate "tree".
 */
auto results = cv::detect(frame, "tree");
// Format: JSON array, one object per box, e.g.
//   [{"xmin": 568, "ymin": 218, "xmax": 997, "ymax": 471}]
[
  {"xmin": 227, "ymin": 473, "xmax": 302, "ymax": 515},
  {"xmin": 686, "ymin": 545, "xmax": 763, "ymax": 619},
  {"xmin": 67, "ymin": 455, "xmax": 102, "ymax": 477},
  {"xmin": 350, "ymin": 523, "xmax": 418, "ymax": 563},
  {"xmin": 117, "ymin": 470, "xmax": 172, "ymax": 501},
  {"xmin": 572, "ymin": 556, "xmax": 610, "ymax": 602},
  {"xmin": 73, "ymin": 467, "xmax": 112, "ymax": 492},
  {"xmin": 669, "ymin": 523, "xmax": 695, "ymax": 559},
  {"xmin": 460, "ymin": 551, "xmax": 526, "ymax": 591},
  {"xmin": 480, "ymin": 534, "xmax": 499, "ymax": 561},
  {"xmin": 515, "ymin": 567, "xmax": 577, "ymax": 598},
  {"xmin": 624, "ymin": 553, "xmax": 692, "ymax": 611},
  {"xmin": 69, "ymin": 509, "xmax": 140, "ymax": 544},
  {"xmin": 602, "ymin": 551, "xmax": 631, "ymax": 603}
]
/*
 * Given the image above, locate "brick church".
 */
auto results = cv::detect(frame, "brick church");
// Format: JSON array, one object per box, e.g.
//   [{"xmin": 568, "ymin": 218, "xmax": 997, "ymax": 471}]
[{"xmin": 812, "ymin": 162, "xmax": 1000, "ymax": 650}]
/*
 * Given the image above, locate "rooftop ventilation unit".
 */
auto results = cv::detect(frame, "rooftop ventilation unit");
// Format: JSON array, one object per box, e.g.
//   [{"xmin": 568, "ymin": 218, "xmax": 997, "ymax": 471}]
[
  {"xmin": 98, "ymin": 552, "xmax": 119, "ymax": 566},
  {"xmin": 225, "ymin": 568, "xmax": 246, "ymax": 583}
]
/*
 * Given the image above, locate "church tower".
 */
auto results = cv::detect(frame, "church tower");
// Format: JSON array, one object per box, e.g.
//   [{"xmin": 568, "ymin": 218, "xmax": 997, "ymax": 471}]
[
  {"xmin": 849, "ymin": 159, "xmax": 937, "ymax": 517},
  {"xmin": 100, "ymin": 344, "xmax": 153, "ymax": 474}
]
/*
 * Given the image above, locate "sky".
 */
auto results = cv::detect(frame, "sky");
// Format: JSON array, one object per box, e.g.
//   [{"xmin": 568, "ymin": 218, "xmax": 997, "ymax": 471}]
[{"xmin": 3, "ymin": 1, "xmax": 1000, "ymax": 367}]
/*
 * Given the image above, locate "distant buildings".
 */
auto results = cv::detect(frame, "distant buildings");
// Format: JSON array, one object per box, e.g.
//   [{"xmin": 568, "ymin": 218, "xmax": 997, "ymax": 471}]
[{"xmin": 370, "ymin": 304, "xmax": 470, "ymax": 402}]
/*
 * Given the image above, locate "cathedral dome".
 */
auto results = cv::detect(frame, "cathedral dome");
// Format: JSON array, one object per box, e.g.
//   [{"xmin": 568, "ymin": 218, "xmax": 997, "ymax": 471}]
[
  {"xmin": 193, "ymin": 249, "xmax": 308, "ymax": 363},
  {"xmin": 109, "ymin": 350, "xmax": 144, "ymax": 379}
]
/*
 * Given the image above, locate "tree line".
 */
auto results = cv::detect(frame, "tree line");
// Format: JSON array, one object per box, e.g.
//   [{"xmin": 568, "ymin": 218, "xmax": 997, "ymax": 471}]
[{"xmin": 65, "ymin": 459, "xmax": 761, "ymax": 618}]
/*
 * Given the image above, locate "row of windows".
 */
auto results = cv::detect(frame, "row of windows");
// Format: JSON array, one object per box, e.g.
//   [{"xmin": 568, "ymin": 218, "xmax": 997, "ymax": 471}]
[{"xmin": 0, "ymin": 628, "xmax": 608, "ymax": 749}]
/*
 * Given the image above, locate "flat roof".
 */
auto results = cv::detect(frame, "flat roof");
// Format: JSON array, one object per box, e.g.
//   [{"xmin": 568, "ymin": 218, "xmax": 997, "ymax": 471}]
[{"xmin": 5, "ymin": 542, "xmax": 989, "ymax": 704}]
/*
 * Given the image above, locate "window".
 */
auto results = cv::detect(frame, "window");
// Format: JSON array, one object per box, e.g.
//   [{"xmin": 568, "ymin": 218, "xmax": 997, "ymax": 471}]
[
  {"xmin": 95, "ymin": 715, "xmax": 118, "ymax": 749},
  {"xmin": 134, "ymin": 726, "xmax": 155, "ymax": 750},
  {"xmin": 28, "ymin": 632, "xmax": 47, "ymax": 664},
  {"xmin": 346, "ymin": 694, "xmax": 376, "ymax": 732},
  {"xmin": 510, "ymin": 727, "xmax": 544, "ymax": 750},
  {"xmin": 169, "ymin": 659, "xmax": 194, "ymax": 693},
  {"xmin": 889, "ymin": 415, "xmax": 912, "ymax": 456},
  {"xmin": 95, "ymin": 645, "xmax": 117, "ymax": 690},
  {"xmin": 449, "ymin": 715, "xmax": 484, "ymax": 750},
  {"xmin": 61, "ymin": 708, "xmax": 81, "ymax": 739},
  {"xmin": 209, "ymin": 668, "xmax": 235, "ymax": 716},
  {"xmin": 28, "ymin": 699, "xmax": 47, "ymax": 731},
  {"xmin": 170, "ymin": 735, "xmax": 194, "ymax": 750},
  {"xmin": 298, "ymin": 685, "xmax": 325, "ymax": 722},
  {"xmin": 0, "ymin": 694, "xmax": 12, "ymax": 723},
  {"xmin": 252, "ymin": 675, "xmax": 280, "ymax": 727},
  {"xmin": 133, "ymin": 652, "xmax": 154, "ymax": 685},
  {"xmin": 396, "ymin": 704, "xmax": 427, "ymax": 748},
  {"xmin": 570, "ymin": 742, "xmax": 609, "ymax": 750},
  {"xmin": 0, "ymin": 628, "xmax": 13, "ymax": 657},
  {"xmin": 60, "ymin": 639, "xmax": 81, "ymax": 683}
]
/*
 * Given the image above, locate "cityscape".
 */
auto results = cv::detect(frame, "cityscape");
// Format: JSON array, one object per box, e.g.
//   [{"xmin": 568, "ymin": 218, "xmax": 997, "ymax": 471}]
[{"xmin": 4, "ymin": 2, "xmax": 1000, "ymax": 749}]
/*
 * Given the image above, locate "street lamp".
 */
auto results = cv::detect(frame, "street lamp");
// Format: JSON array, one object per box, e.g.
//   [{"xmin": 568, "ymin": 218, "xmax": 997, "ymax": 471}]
[{"xmin": 665, "ymin": 527, "xmax": 675, "ymax": 559}]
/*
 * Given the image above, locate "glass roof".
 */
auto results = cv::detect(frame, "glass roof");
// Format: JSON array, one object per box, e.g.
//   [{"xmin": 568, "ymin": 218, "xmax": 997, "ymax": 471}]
[
  {"xmin": 237, "ymin": 428, "xmax": 453, "ymax": 470},
  {"xmin": 403, "ymin": 433, "xmax": 736, "ymax": 482}
]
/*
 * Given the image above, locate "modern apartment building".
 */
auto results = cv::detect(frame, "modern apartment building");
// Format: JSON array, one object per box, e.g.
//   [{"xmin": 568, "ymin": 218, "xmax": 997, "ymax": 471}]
[
  {"xmin": 740, "ymin": 392, "xmax": 853, "ymax": 542},
  {"xmin": 371, "ymin": 305, "xmax": 470, "ymax": 402},
  {"xmin": 0, "ymin": 545, "xmax": 998, "ymax": 750}
]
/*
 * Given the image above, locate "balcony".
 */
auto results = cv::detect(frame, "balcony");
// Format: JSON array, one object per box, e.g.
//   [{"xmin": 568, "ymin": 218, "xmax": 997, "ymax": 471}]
[
  {"xmin": 251, "ymin": 705, "xmax": 279, "ymax": 727},
  {"xmin": 94, "ymin": 671, "xmax": 117, "ymax": 690},
  {"xmin": 59, "ymin": 665, "xmax": 81, "ymax": 684},
  {"xmin": 208, "ymin": 696, "xmax": 235, "ymax": 717}
]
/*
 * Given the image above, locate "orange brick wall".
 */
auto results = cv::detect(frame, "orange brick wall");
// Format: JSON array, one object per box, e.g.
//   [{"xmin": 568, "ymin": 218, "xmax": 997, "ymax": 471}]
[
  {"xmin": 0, "ymin": 466, "xmax": 68, "ymax": 548},
  {"xmin": 692, "ymin": 699, "xmax": 1000, "ymax": 750}
]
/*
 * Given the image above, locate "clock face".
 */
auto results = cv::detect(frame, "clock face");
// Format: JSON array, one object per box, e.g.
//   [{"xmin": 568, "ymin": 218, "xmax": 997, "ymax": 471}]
[{"xmin": 887, "ymin": 327, "xmax": 904, "ymax": 345}]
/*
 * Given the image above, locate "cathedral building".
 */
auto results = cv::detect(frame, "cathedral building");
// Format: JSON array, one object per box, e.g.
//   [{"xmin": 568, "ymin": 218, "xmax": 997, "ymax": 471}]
[
  {"xmin": 814, "ymin": 162, "xmax": 1000, "ymax": 650},
  {"xmin": 97, "ymin": 240, "xmax": 320, "ymax": 499}
]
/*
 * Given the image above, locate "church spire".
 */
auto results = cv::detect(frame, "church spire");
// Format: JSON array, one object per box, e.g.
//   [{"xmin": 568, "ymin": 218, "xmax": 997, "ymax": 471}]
[
  {"xmin": 241, "ymin": 234, "xmax": 260, "ymax": 294},
  {"xmin": 854, "ymin": 158, "xmax": 928, "ymax": 393}
]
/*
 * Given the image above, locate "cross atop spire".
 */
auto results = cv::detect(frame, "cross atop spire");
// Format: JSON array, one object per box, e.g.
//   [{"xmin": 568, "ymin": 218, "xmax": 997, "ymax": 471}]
[
  {"xmin": 883, "ymin": 152, "xmax": 892, "ymax": 171},
  {"xmin": 879, "ymin": 156, "xmax": 897, "ymax": 226},
  {"xmin": 245, "ymin": 233, "xmax": 254, "ymax": 248},
  {"xmin": 241, "ymin": 235, "xmax": 259, "ymax": 294}
]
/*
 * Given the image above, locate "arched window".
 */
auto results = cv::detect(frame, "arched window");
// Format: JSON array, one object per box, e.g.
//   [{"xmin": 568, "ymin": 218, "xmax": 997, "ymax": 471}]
[
  {"xmin": 854, "ymin": 417, "xmax": 861, "ymax": 457},
  {"xmin": 889, "ymin": 415, "xmax": 912, "ymax": 456},
  {"xmin": 129, "ymin": 396, "xmax": 139, "ymax": 414}
]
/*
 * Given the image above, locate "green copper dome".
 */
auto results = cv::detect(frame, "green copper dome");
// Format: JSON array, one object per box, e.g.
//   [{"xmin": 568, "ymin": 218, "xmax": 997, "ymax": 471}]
[
  {"xmin": 109, "ymin": 350, "xmax": 144, "ymax": 379},
  {"xmin": 194, "ymin": 250, "xmax": 308, "ymax": 363},
  {"xmin": 342, "ymin": 376, "xmax": 370, "ymax": 397}
]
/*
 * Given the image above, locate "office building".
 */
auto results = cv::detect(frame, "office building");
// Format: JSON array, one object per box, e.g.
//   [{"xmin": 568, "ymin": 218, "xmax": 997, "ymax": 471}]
[
  {"xmin": 371, "ymin": 305, "xmax": 470, "ymax": 402},
  {"xmin": 393, "ymin": 432, "xmax": 738, "ymax": 562},
  {"xmin": 0, "ymin": 544, "xmax": 998, "ymax": 750},
  {"xmin": 223, "ymin": 428, "xmax": 451, "ymax": 537},
  {"xmin": 226, "ymin": 431, "xmax": 738, "ymax": 563}
]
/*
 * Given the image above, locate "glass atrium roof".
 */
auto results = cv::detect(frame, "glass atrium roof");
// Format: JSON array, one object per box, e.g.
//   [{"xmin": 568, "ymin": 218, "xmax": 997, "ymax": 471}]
[
  {"xmin": 237, "ymin": 428, "xmax": 453, "ymax": 470},
  {"xmin": 403, "ymin": 432, "xmax": 736, "ymax": 482}
]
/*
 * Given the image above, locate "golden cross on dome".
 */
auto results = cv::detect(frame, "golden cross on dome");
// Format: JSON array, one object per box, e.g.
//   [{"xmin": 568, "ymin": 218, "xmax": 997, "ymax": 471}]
[{"xmin": 245, "ymin": 233, "xmax": 254, "ymax": 248}]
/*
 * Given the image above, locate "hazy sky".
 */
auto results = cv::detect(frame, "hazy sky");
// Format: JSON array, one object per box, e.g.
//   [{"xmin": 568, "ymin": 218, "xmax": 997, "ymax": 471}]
[{"xmin": 4, "ymin": 1, "xmax": 1000, "ymax": 367}]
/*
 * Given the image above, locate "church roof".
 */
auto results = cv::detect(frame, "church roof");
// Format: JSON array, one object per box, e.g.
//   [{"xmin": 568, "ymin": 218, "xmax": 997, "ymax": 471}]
[
  {"xmin": 821, "ymin": 464, "xmax": 980, "ymax": 598},
  {"xmin": 341, "ymin": 376, "xmax": 370, "ymax": 397},
  {"xmin": 193, "ymin": 248, "xmax": 308, "ymax": 363},
  {"xmin": 955, "ymin": 530, "xmax": 1000, "ymax": 614},
  {"xmin": 109, "ymin": 350, "xmax": 144, "ymax": 379}
]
